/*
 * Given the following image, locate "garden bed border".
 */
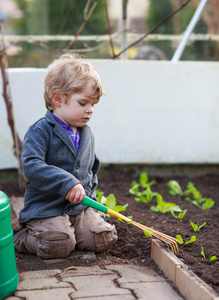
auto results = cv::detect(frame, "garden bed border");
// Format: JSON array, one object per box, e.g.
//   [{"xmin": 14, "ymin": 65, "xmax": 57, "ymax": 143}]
[{"xmin": 151, "ymin": 239, "xmax": 219, "ymax": 300}]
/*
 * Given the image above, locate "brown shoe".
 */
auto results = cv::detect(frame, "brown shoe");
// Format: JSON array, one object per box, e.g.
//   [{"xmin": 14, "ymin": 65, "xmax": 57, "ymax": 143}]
[{"xmin": 12, "ymin": 218, "xmax": 23, "ymax": 232}]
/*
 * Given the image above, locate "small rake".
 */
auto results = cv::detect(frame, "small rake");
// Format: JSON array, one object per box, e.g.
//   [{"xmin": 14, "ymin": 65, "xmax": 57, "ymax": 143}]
[{"xmin": 81, "ymin": 196, "xmax": 179, "ymax": 255}]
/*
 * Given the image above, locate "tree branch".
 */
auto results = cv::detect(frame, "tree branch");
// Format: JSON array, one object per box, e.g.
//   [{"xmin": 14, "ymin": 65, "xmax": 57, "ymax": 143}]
[
  {"xmin": 104, "ymin": 0, "xmax": 116, "ymax": 57},
  {"xmin": 64, "ymin": 0, "xmax": 97, "ymax": 50},
  {"xmin": 111, "ymin": 0, "xmax": 192, "ymax": 59},
  {"xmin": 35, "ymin": 39, "xmax": 108, "ymax": 53}
]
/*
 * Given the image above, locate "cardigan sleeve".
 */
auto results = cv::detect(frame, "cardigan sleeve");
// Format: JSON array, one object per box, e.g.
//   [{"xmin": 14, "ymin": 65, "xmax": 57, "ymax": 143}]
[{"xmin": 21, "ymin": 124, "xmax": 80, "ymax": 197}]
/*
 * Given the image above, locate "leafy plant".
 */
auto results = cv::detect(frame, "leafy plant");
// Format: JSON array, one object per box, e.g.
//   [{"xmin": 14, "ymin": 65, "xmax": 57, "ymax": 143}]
[
  {"xmin": 129, "ymin": 182, "xmax": 140, "ymax": 196},
  {"xmin": 201, "ymin": 246, "xmax": 217, "ymax": 262},
  {"xmin": 176, "ymin": 235, "xmax": 184, "ymax": 244},
  {"xmin": 166, "ymin": 180, "xmax": 214, "ymax": 210},
  {"xmin": 184, "ymin": 182, "xmax": 203, "ymax": 203},
  {"xmin": 96, "ymin": 190, "xmax": 105, "ymax": 203},
  {"xmin": 139, "ymin": 172, "xmax": 157, "ymax": 189},
  {"xmin": 129, "ymin": 172, "xmax": 157, "ymax": 203},
  {"xmin": 150, "ymin": 194, "xmax": 183, "ymax": 215},
  {"xmin": 190, "ymin": 221, "xmax": 206, "ymax": 232},
  {"xmin": 166, "ymin": 180, "xmax": 183, "ymax": 196},
  {"xmin": 143, "ymin": 227, "xmax": 154, "ymax": 238},
  {"xmin": 172, "ymin": 209, "xmax": 187, "ymax": 220},
  {"xmin": 183, "ymin": 182, "xmax": 214, "ymax": 210},
  {"xmin": 176, "ymin": 235, "xmax": 196, "ymax": 245},
  {"xmin": 129, "ymin": 172, "xmax": 156, "ymax": 195},
  {"xmin": 96, "ymin": 190, "xmax": 131, "ymax": 220},
  {"xmin": 134, "ymin": 186, "xmax": 158, "ymax": 203},
  {"xmin": 201, "ymin": 198, "xmax": 214, "ymax": 210}
]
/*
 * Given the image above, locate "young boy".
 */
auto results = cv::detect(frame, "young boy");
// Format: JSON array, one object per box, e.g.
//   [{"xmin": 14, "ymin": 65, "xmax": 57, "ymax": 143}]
[{"xmin": 12, "ymin": 54, "xmax": 117, "ymax": 259}]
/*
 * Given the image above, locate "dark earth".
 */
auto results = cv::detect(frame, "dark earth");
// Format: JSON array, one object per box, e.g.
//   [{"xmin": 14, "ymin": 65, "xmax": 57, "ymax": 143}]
[{"xmin": 1, "ymin": 165, "xmax": 218, "ymax": 295}]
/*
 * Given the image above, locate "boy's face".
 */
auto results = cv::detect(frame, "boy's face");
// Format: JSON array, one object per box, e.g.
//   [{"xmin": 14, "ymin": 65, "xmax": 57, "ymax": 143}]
[{"xmin": 52, "ymin": 86, "xmax": 99, "ymax": 133}]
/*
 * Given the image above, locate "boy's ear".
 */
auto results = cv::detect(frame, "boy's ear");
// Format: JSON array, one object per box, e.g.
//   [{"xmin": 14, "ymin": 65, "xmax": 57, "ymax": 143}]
[{"xmin": 52, "ymin": 92, "xmax": 62, "ymax": 107}]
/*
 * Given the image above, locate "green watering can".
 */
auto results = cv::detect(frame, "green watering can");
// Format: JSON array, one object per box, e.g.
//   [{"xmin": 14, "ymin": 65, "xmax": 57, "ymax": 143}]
[{"xmin": 0, "ymin": 191, "xmax": 19, "ymax": 299}]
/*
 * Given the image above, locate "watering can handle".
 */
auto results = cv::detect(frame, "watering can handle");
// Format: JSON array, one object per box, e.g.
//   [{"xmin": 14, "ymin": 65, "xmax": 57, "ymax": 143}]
[{"xmin": 81, "ymin": 196, "xmax": 108, "ymax": 214}]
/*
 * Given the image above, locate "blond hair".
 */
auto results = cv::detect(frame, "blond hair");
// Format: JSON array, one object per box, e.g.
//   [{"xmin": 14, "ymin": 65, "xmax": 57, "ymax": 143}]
[{"xmin": 44, "ymin": 53, "xmax": 103, "ymax": 109}]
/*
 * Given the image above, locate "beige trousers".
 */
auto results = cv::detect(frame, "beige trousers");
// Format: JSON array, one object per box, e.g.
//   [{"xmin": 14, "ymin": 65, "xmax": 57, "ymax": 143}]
[{"xmin": 14, "ymin": 207, "xmax": 117, "ymax": 259}]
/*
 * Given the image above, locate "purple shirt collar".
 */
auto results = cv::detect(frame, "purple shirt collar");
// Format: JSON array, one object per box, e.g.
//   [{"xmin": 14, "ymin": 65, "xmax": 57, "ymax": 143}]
[{"xmin": 52, "ymin": 113, "xmax": 80, "ymax": 152}]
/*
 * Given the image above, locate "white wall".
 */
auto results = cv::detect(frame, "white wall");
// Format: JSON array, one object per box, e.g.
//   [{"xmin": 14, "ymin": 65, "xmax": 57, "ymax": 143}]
[{"xmin": 0, "ymin": 60, "xmax": 219, "ymax": 169}]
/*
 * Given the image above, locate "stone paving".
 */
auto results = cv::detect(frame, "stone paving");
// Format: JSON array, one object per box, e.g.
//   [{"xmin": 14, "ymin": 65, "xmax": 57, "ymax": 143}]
[{"xmin": 5, "ymin": 264, "xmax": 183, "ymax": 300}]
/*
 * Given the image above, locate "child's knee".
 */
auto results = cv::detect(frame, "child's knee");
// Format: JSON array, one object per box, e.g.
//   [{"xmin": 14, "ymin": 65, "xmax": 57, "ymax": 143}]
[
  {"xmin": 94, "ymin": 224, "xmax": 118, "ymax": 252},
  {"xmin": 77, "ymin": 221, "xmax": 118, "ymax": 253},
  {"xmin": 36, "ymin": 230, "xmax": 76, "ymax": 259}
]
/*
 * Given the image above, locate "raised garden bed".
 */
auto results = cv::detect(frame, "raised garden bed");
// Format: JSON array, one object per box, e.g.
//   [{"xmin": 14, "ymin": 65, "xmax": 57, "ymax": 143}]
[
  {"xmin": 97, "ymin": 166, "xmax": 219, "ymax": 295},
  {"xmin": 1, "ymin": 165, "xmax": 218, "ymax": 295}
]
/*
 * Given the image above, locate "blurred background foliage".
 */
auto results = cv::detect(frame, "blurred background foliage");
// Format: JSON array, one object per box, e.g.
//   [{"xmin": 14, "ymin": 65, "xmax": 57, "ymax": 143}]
[
  {"xmin": 146, "ymin": 0, "xmax": 217, "ymax": 60},
  {"xmin": 2, "ymin": 0, "xmax": 219, "ymax": 67},
  {"xmin": 8, "ymin": 0, "xmax": 109, "ymax": 67},
  {"xmin": 12, "ymin": 0, "xmax": 107, "ymax": 35}
]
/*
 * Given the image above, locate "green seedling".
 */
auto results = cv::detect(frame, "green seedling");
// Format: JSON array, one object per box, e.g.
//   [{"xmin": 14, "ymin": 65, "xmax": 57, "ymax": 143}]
[
  {"xmin": 166, "ymin": 180, "xmax": 183, "ymax": 196},
  {"xmin": 201, "ymin": 246, "xmax": 217, "ymax": 262},
  {"xmin": 184, "ymin": 182, "xmax": 214, "ymax": 210},
  {"xmin": 143, "ymin": 227, "xmax": 154, "ymax": 238},
  {"xmin": 172, "ymin": 209, "xmax": 187, "ymax": 219},
  {"xmin": 139, "ymin": 172, "xmax": 157, "ymax": 189},
  {"xmin": 166, "ymin": 181, "xmax": 214, "ymax": 210},
  {"xmin": 150, "ymin": 194, "xmax": 183, "ymax": 215},
  {"xmin": 96, "ymin": 190, "xmax": 105, "ymax": 203},
  {"xmin": 190, "ymin": 221, "xmax": 206, "ymax": 232},
  {"xmin": 201, "ymin": 198, "xmax": 214, "ymax": 210},
  {"xmin": 189, "ymin": 198, "xmax": 214, "ymax": 210},
  {"xmin": 176, "ymin": 235, "xmax": 196, "ymax": 245},
  {"xmin": 129, "ymin": 182, "xmax": 140, "ymax": 196},
  {"xmin": 134, "ymin": 186, "xmax": 158, "ymax": 203},
  {"xmin": 184, "ymin": 182, "xmax": 203, "ymax": 203},
  {"xmin": 96, "ymin": 190, "xmax": 130, "ymax": 219},
  {"xmin": 176, "ymin": 235, "xmax": 184, "ymax": 244},
  {"xmin": 129, "ymin": 172, "xmax": 156, "ymax": 197}
]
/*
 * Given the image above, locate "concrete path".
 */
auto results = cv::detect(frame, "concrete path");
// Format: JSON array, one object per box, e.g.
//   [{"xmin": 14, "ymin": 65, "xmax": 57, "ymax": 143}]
[{"xmin": 5, "ymin": 264, "xmax": 183, "ymax": 300}]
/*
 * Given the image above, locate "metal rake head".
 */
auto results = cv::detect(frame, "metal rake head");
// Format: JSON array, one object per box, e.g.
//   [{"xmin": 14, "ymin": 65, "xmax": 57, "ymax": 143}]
[{"xmin": 131, "ymin": 220, "xmax": 179, "ymax": 254}]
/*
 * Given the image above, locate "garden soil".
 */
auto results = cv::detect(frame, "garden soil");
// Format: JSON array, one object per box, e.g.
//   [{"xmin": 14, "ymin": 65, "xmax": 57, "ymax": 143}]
[{"xmin": 1, "ymin": 165, "xmax": 218, "ymax": 295}]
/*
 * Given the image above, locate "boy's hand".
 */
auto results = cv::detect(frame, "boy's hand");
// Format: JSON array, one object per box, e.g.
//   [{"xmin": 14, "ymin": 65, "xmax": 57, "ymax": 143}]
[{"xmin": 66, "ymin": 184, "xmax": 85, "ymax": 204}]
